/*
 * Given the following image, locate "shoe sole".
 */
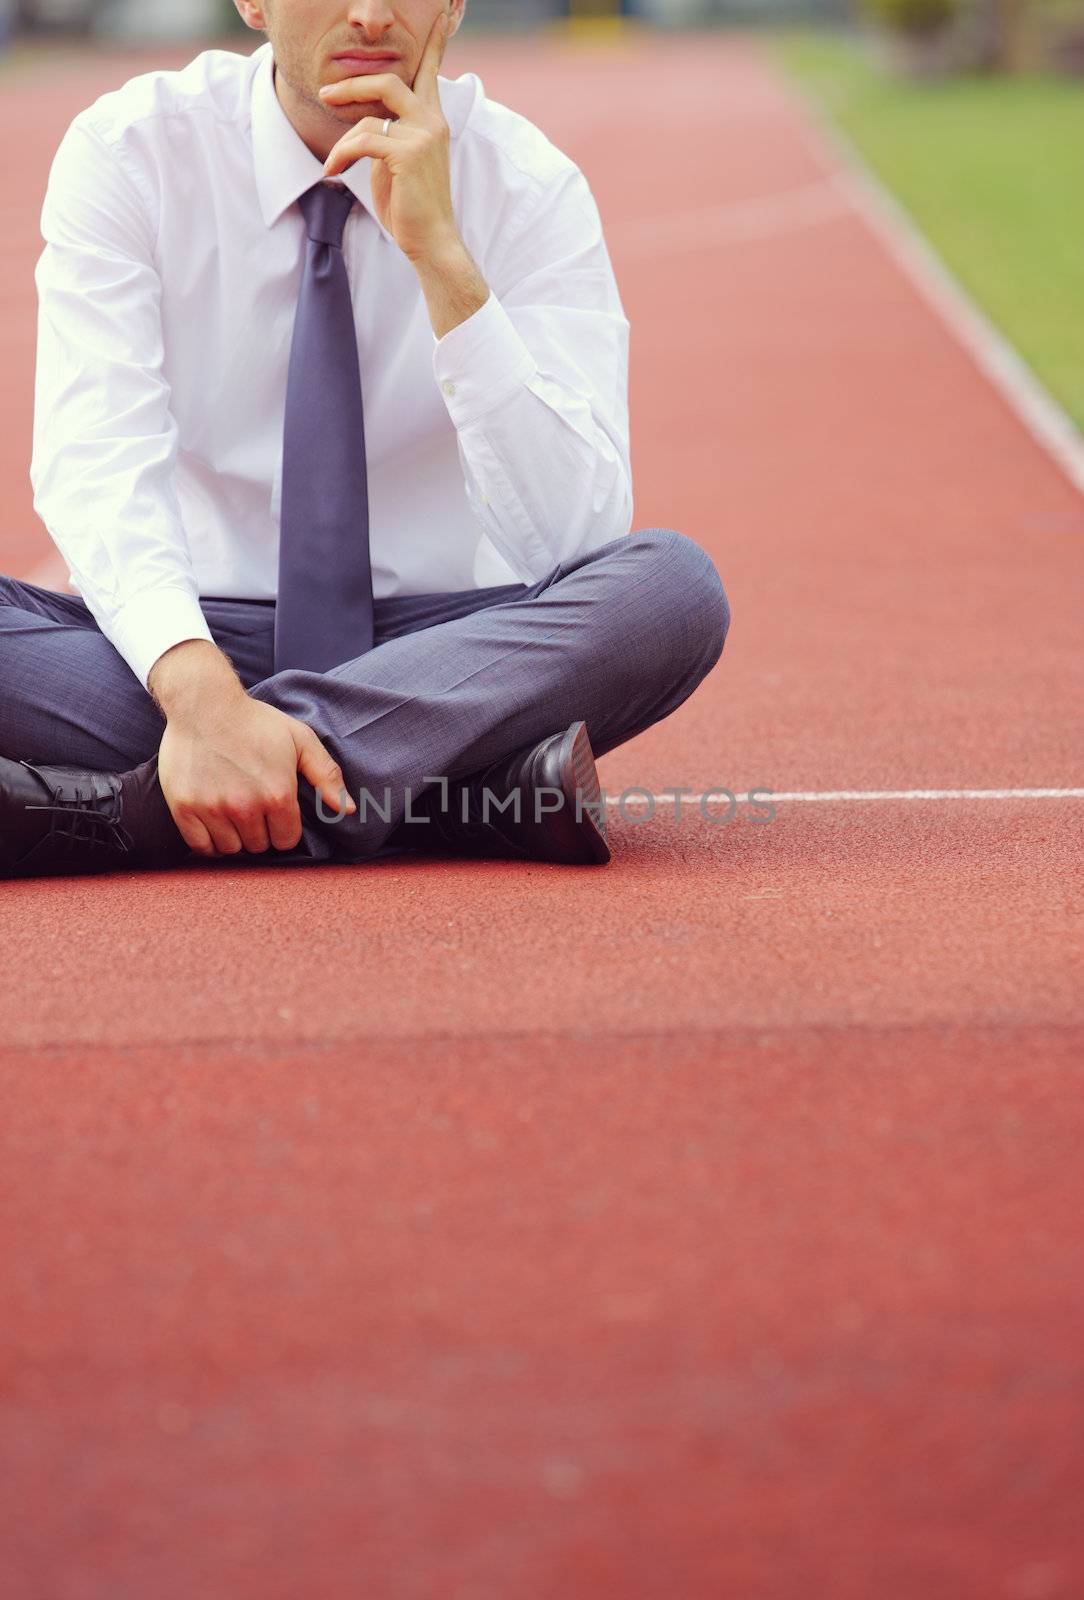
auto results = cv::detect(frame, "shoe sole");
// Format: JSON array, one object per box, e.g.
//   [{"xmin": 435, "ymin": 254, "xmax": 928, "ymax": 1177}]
[{"xmin": 552, "ymin": 719, "xmax": 611, "ymax": 866}]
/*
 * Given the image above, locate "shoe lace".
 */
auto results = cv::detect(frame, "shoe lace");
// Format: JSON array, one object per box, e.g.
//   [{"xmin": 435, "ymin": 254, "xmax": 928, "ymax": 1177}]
[{"xmin": 24, "ymin": 775, "xmax": 135, "ymax": 856}]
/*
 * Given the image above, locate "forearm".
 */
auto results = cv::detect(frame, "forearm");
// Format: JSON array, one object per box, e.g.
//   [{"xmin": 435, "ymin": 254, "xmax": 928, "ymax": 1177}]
[
  {"xmin": 147, "ymin": 638, "xmax": 245, "ymax": 724},
  {"xmin": 414, "ymin": 239, "xmax": 490, "ymax": 341}
]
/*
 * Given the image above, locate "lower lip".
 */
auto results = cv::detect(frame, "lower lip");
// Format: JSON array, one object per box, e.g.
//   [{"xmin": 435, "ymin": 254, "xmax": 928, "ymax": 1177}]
[{"xmin": 333, "ymin": 57, "xmax": 399, "ymax": 72}]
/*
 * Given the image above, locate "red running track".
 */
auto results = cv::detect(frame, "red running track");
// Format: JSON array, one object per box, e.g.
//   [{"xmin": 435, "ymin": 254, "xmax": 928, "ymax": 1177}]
[{"xmin": 1, "ymin": 28, "xmax": 1082, "ymax": 1599}]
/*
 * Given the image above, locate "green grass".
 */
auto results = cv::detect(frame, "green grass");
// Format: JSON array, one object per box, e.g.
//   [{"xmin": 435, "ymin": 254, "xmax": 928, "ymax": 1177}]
[{"xmin": 767, "ymin": 26, "xmax": 1084, "ymax": 432}]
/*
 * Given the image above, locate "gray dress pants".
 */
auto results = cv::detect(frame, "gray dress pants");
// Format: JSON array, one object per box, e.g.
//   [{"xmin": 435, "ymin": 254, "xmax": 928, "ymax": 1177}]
[{"xmin": 0, "ymin": 528, "xmax": 730, "ymax": 863}]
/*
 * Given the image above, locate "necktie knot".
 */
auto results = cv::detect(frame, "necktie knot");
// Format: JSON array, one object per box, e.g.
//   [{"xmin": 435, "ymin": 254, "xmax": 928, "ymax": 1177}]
[{"xmin": 298, "ymin": 179, "xmax": 358, "ymax": 249}]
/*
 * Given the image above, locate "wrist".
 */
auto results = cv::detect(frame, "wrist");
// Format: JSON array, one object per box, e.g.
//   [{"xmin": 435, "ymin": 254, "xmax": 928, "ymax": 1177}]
[
  {"xmin": 413, "ymin": 238, "xmax": 490, "ymax": 341},
  {"xmin": 409, "ymin": 230, "xmax": 469, "ymax": 274},
  {"xmin": 149, "ymin": 639, "xmax": 244, "ymax": 723}
]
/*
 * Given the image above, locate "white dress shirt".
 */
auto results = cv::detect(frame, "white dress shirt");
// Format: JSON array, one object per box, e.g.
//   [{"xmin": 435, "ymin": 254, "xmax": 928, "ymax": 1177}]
[{"xmin": 30, "ymin": 40, "xmax": 633, "ymax": 691}]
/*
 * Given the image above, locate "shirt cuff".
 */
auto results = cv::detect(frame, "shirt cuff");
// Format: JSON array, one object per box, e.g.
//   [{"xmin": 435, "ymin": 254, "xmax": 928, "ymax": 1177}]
[
  {"xmin": 432, "ymin": 290, "xmax": 538, "ymax": 429},
  {"xmin": 106, "ymin": 585, "xmax": 216, "ymax": 692}
]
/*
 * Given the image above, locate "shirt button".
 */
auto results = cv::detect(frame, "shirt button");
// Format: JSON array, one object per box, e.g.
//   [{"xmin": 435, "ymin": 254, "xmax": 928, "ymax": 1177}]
[{"xmin": 442, "ymin": 380, "xmax": 456, "ymax": 397}]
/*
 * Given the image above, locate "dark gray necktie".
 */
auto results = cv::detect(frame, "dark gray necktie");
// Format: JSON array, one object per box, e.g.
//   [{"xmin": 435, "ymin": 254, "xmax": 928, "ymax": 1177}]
[{"xmin": 274, "ymin": 179, "xmax": 374, "ymax": 674}]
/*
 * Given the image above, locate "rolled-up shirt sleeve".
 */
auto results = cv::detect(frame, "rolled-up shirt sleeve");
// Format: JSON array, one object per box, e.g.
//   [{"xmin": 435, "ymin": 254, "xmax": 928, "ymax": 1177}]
[
  {"xmin": 29, "ymin": 117, "xmax": 213, "ymax": 691},
  {"xmin": 431, "ymin": 163, "xmax": 633, "ymax": 582}
]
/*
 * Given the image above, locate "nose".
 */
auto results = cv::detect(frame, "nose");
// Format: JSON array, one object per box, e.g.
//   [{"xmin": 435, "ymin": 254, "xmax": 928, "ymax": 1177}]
[{"xmin": 343, "ymin": 0, "xmax": 397, "ymax": 39}]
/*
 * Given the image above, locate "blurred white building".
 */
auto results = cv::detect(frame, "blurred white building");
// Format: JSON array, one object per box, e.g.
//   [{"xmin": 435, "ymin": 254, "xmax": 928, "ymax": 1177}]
[
  {"xmin": 8, "ymin": 0, "xmax": 224, "ymax": 38},
  {"xmin": 5, "ymin": 0, "xmax": 849, "ymax": 45},
  {"xmin": 92, "ymin": 0, "xmax": 222, "ymax": 40}
]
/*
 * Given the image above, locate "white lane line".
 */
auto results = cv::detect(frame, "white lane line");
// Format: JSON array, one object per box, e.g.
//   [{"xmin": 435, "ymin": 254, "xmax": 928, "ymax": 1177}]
[
  {"xmin": 604, "ymin": 789, "xmax": 1084, "ymax": 804},
  {"xmin": 610, "ymin": 175, "xmax": 854, "ymax": 257},
  {"xmin": 777, "ymin": 66, "xmax": 1084, "ymax": 503}
]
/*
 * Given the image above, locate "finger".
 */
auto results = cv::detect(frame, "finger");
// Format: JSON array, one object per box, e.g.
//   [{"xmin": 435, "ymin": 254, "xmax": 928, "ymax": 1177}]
[
  {"xmin": 415, "ymin": 7, "xmax": 450, "ymax": 107},
  {"xmin": 268, "ymin": 797, "xmax": 303, "ymax": 853},
  {"xmin": 295, "ymin": 727, "xmax": 357, "ymax": 818},
  {"xmin": 320, "ymin": 72, "xmax": 413, "ymax": 117},
  {"xmin": 203, "ymin": 811, "xmax": 246, "ymax": 856},
  {"xmin": 325, "ymin": 115, "xmax": 405, "ymax": 170},
  {"xmin": 234, "ymin": 809, "xmax": 271, "ymax": 854},
  {"xmin": 350, "ymin": 115, "xmax": 403, "ymax": 139},
  {"xmin": 173, "ymin": 809, "xmax": 216, "ymax": 858},
  {"xmin": 264, "ymin": 779, "xmax": 303, "ymax": 851},
  {"xmin": 323, "ymin": 128, "xmax": 399, "ymax": 177}
]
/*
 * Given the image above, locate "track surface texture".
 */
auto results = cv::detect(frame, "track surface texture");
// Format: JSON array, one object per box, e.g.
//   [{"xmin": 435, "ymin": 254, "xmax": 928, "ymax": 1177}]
[{"xmin": 2, "ymin": 28, "xmax": 1082, "ymax": 1600}]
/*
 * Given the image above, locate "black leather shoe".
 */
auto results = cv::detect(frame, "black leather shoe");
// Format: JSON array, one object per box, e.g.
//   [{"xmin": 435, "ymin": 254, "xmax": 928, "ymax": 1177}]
[
  {"xmin": 393, "ymin": 719, "xmax": 611, "ymax": 866},
  {"xmin": 1, "ymin": 757, "xmax": 143, "ymax": 878}
]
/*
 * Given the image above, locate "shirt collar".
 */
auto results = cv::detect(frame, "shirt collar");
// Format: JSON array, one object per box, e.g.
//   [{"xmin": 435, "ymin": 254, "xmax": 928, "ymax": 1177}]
[{"xmin": 250, "ymin": 39, "xmax": 401, "ymax": 244}]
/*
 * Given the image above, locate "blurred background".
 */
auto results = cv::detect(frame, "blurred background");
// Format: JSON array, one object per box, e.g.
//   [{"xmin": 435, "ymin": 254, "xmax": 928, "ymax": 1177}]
[
  {"xmin": 1, "ymin": 0, "xmax": 1081, "ymax": 433},
  {"xmin": 1, "ymin": 0, "xmax": 1083, "ymax": 71}
]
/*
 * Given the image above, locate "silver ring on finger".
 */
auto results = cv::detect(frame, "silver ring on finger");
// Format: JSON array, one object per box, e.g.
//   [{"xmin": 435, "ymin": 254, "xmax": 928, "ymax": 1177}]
[{"xmin": 382, "ymin": 117, "xmax": 394, "ymax": 138}]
